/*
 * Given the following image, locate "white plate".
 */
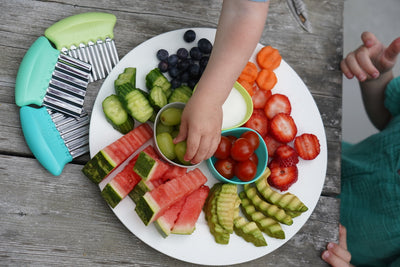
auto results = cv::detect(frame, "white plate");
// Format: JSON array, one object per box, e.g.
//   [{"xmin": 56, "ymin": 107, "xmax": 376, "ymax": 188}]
[{"xmin": 89, "ymin": 28, "xmax": 327, "ymax": 265}]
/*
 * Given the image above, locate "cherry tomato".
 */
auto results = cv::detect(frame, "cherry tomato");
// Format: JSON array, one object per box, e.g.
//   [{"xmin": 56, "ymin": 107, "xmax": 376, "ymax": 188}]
[
  {"xmin": 252, "ymin": 88, "xmax": 272, "ymax": 109},
  {"xmin": 214, "ymin": 136, "xmax": 232, "ymax": 159},
  {"xmin": 226, "ymin": 135, "xmax": 237, "ymax": 144},
  {"xmin": 248, "ymin": 153, "xmax": 259, "ymax": 166},
  {"xmin": 230, "ymin": 138, "xmax": 254, "ymax": 161},
  {"xmin": 234, "ymin": 159, "xmax": 257, "ymax": 182},
  {"xmin": 241, "ymin": 131, "xmax": 260, "ymax": 150},
  {"xmin": 214, "ymin": 157, "xmax": 236, "ymax": 179}
]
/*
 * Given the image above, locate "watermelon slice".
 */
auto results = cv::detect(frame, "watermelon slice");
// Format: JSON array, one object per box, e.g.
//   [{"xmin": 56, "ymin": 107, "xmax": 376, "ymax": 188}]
[
  {"xmin": 135, "ymin": 168, "xmax": 208, "ymax": 225},
  {"xmin": 101, "ymin": 154, "xmax": 141, "ymax": 208},
  {"xmin": 82, "ymin": 123, "xmax": 153, "ymax": 184},
  {"xmin": 100, "ymin": 146, "xmax": 157, "ymax": 208},
  {"xmin": 129, "ymin": 178, "xmax": 165, "ymax": 204},
  {"xmin": 154, "ymin": 196, "xmax": 186, "ymax": 238},
  {"xmin": 172, "ymin": 185, "xmax": 210, "ymax": 234},
  {"xmin": 133, "ymin": 150, "xmax": 170, "ymax": 181},
  {"xmin": 163, "ymin": 164, "xmax": 187, "ymax": 180}
]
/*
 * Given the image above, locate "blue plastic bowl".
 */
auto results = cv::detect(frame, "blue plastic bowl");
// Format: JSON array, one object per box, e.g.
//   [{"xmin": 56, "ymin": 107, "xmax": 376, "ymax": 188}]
[{"xmin": 206, "ymin": 127, "xmax": 268, "ymax": 185}]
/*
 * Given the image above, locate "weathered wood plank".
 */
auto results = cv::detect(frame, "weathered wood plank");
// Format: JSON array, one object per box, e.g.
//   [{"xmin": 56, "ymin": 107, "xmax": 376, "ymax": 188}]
[{"xmin": 0, "ymin": 155, "xmax": 338, "ymax": 266}]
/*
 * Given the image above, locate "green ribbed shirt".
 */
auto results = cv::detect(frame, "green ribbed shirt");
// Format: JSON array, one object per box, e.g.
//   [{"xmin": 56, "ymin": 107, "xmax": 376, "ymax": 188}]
[{"xmin": 341, "ymin": 76, "xmax": 400, "ymax": 266}]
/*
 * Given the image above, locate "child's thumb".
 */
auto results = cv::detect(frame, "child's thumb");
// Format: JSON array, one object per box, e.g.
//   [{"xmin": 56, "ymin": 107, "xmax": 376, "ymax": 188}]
[{"xmin": 361, "ymin": 31, "xmax": 378, "ymax": 48}]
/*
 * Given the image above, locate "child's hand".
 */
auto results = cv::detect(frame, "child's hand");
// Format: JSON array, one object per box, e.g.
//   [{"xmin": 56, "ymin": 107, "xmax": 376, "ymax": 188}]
[
  {"xmin": 321, "ymin": 224, "xmax": 354, "ymax": 267},
  {"xmin": 173, "ymin": 94, "xmax": 222, "ymax": 164},
  {"xmin": 341, "ymin": 31, "xmax": 400, "ymax": 82}
]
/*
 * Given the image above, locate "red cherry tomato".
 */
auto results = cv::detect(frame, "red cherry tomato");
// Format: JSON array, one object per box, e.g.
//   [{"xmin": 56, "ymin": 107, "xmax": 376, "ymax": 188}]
[
  {"xmin": 230, "ymin": 138, "xmax": 254, "ymax": 161},
  {"xmin": 241, "ymin": 131, "xmax": 260, "ymax": 150},
  {"xmin": 214, "ymin": 136, "xmax": 232, "ymax": 159},
  {"xmin": 248, "ymin": 153, "xmax": 259, "ymax": 166},
  {"xmin": 234, "ymin": 159, "xmax": 257, "ymax": 182},
  {"xmin": 214, "ymin": 158, "xmax": 236, "ymax": 179},
  {"xmin": 226, "ymin": 135, "xmax": 237, "ymax": 144}
]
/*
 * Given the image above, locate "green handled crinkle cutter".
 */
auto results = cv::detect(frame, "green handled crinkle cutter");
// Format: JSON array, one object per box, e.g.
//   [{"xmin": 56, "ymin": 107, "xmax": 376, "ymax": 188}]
[
  {"xmin": 20, "ymin": 106, "xmax": 89, "ymax": 176},
  {"xmin": 45, "ymin": 12, "xmax": 119, "ymax": 82},
  {"xmin": 15, "ymin": 36, "xmax": 91, "ymax": 118}
]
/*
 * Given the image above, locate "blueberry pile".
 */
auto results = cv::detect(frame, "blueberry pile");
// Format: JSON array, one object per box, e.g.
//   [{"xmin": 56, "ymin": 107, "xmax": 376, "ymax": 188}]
[{"xmin": 156, "ymin": 29, "xmax": 213, "ymax": 89}]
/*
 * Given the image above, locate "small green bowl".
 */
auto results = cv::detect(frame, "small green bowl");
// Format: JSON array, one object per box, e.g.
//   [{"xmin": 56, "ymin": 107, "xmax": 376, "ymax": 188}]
[
  {"xmin": 153, "ymin": 102, "xmax": 200, "ymax": 168},
  {"xmin": 206, "ymin": 127, "xmax": 268, "ymax": 185}
]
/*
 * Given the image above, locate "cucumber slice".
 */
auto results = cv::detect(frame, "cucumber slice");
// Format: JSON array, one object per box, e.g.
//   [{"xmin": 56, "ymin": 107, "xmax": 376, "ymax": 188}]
[
  {"xmin": 102, "ymin": 94, "xmax": 134, "ymax": 134},
  {"xmin": 146, "ymin": 68, "xmax": 172, "ymax": 98},
  {"xmin": 119, "ymin": 88, "xmax": 154, "ymax": 123},
  {"xmin": 149, "ymin": 86, "xmax": 168, "ymax": 110},
  {"xmin": 168, "ymin": 85, "xmax": 192, "ymax": 104},
  {"xmin": 115, "ymin": 67, "xmax": 136, "ymax": 95}
]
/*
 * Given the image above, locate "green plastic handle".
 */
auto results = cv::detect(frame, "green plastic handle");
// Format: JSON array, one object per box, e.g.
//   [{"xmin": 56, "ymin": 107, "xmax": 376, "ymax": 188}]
[
  {"xmin": 15, "ymin": 36, "xmax": 60, "ymax": 107},
  {"xmin": 44, "ymin": 12, "xmax": 117, "ymax": 50}
]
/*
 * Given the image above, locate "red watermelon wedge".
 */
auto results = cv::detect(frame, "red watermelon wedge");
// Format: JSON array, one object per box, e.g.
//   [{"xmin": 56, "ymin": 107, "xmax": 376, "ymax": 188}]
[{"xmin": 82, "ymin": 123, "xmax": 153, "ymax": 184}]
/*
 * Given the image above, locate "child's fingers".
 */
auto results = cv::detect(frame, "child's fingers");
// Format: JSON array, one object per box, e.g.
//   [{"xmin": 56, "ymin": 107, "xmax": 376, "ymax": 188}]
[
  {"xmin": 361, "ymin": 31, "xmax": 378, "ymax": 48},
  {"xmin": 384, "ymin": 37, "xmax": 400, "ymax": 62},
  {"xmin": 321, "ymin": 249, "xmax": 350, "ymax": 267},
  {"xmin": 342, "ymin": 52, "xmax": 368, "ymax": 81},
  {"xmin": 338, "ymin": 224, "xmax": 348, "ymax": 250},
  {"xmin": 355, "ymin": 47, "xmax": 379, "ymax": 79},
  {"xmin": 340, "ymin": 59, "xmax": 354, "ymax": 79},
  {"xmin": 184, "ymin": 128, "xmax": 201, "ymax": 162}
]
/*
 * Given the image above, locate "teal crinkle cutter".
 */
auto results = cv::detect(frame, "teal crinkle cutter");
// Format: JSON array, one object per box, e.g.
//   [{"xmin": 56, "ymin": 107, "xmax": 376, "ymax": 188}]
[{"xmin": 20, "ymin": 106, "xmax": 89, "ymax": 176}]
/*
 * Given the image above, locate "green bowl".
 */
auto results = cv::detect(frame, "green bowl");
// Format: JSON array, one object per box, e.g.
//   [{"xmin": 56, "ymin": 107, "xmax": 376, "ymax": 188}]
[{"xmin": 206, "ymin": 127, "xmax": 268, "ymax": 185}]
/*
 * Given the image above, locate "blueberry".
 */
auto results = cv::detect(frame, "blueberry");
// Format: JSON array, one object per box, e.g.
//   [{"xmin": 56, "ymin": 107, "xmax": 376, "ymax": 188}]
[
  {"xmin": 156, "ymin": 49, "xmax": 169, "ymax": 61},
  {"xmin": 171, "ymin": 78, "xmax": 182, "ymax": 89},
  {"xmin": 168, "ymin": 67, "xmax": 180, "ymax": 78},
  {"xmin": 176, "ymin": 48, "xmax": 189, "ymax": 59},
  {"xmin": 199, "ymin": 56, "xmax": 209, "ymax": 68},
  {"xmin": 197, "ymin": 38, "xmax": 212, "ymax": 54},
  {"xmin": 167, "ymin": 54, "xmax": 179, "ymax": 66},
  {"xmin": 189, "ymin": 63, "xmax": 200, "ymax": 78},
  {"xmin": 189, "ymin": 47, "xmax": 202, "ymax": 60},
  {"xmin": 158, "ymin": 61, "xmax": 169, "ymax": 72},
  {"xmin": 177, "ymin": 58, "xmax": 190, "ymax": 71},
  {"xmin": 183, "ymin": 29, "xmax": 196, "ymax": 43},
  {"xmin": 180, "ymin": 71, "xmax": 190, "ymax": 83}
]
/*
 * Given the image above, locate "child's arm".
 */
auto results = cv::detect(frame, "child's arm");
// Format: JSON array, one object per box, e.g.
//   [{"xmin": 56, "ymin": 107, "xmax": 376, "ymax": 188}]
[
  {"xmin": 340, "ymin": 32, "xmax": 400, "ymax": 130},
  {"xmin": 174, "ymin": 0, "xmax": 269, "ymax": 164}
]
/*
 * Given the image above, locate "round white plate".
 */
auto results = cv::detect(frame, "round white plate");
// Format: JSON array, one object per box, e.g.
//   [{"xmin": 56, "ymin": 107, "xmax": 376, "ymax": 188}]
[{"xmin": 89, "ymin": 28, "xmax": 327, "ymax": 265}]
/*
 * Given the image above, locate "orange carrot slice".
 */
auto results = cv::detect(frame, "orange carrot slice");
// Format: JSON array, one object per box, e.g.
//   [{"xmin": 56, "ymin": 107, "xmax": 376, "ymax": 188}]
[
  {"xmin": 256, "ymin": 46, "xmax": 282, "ymax": 70},
  {"xmin": 238, "ymin": 61, "xmax": 258, "ymax": 84},
  {"xmin": 256, "ymin": 69, "xmax": 277, "ymax": 91},
  {"xmin": 237, "ymin": 79, "xmax": 254, "ymax": 96}
]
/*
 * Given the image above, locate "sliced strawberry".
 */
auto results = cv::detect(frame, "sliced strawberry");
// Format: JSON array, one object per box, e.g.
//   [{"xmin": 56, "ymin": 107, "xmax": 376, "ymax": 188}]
[
  {"xmin": 268, "ymin": 164, "xmax": 298, "ymax": 191},
  {"xmin": 269, "ymin": 113, "xmax": 297, "ymax": 143},
  {"xmin": 264, "ymin": 134, "xmax": 284, "ymax": 157},
  {"xmin": 294, "ymin": 133, "xmax": 321, "ymax": 160},
  {"xmin": 268, "ymin": 158, "xmax": 280, "ymax": 169},
  {"xmin": 264, "ymin": 93, "xmax": 292, "ymax": 120},
  {"xmin": 274, "ymin": 144, "xmax": 299, "ymax": 167},
  {"xmin": 244, "ymin": 109, "xmax": 268, "ymax": 137},
  {"xmin": 252, "ymin": 87, "xmax": 272, "ymax": 109}
]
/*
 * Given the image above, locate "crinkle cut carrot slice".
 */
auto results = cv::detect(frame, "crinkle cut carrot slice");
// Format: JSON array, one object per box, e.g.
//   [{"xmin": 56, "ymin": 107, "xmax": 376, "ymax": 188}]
[
  {"xmin": 256, "ymin": 46, "xmax": 282, "ymax": 70},
  {"xmin": 238, "ymin": 61, "xmax": 258, "ymax": 84},
  {"xmin": 237, "ymin": 78, "xmax": 255, "ymax": 96},
  {"xmin": 256, "ymin": 68, "xmax": 277, "ymax": 91}
]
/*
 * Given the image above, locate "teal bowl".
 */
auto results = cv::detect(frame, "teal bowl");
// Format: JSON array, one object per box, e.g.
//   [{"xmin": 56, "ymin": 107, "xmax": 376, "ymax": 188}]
[{"xmin": 206, "ymin": 127, "xmax": 268, "ymax": 185}]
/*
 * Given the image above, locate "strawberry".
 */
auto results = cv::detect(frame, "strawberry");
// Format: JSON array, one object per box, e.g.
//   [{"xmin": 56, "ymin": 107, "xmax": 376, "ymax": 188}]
[
  {"xmin": 269, "ymin": 113, "xmax": 297, "ymax": 143},
  {"xmin": 252, "ymin": 87, "xmax": 272, "ymax": 109},
  {"xmin": 274, "ymin": 144, "xmax": 299, "ymax": 167},
  {"xmin": 294, "ymin": 133, "xmax": 321, "ymax": 160},
  {"xmin": 244, "ymin": 109, "xmax": 268, "ymax": 137},
  {"xmin": 263, "ymin": 134, "xmax": 284, "ymax": 157},
  {"xmin": 268, "ymin": 164, "xmax": 298, "ymax": 191},
  {"xmin": 264, "ymin": 93, "xmax": 291, "ymax": 120}
]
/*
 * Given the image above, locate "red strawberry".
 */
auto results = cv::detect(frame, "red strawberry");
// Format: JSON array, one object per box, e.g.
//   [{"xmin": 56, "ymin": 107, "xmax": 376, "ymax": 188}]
[
  {"xmin": 252, "ymin": 88, "xmax": 272, "ymax": 109},
  {"xmin": 264, "ymin": 134, "xmax": 284, "ymax": 157},
  {"xmin": 274, "ymin": 144, "xmax": 299, "ymax": 167},
  {"xmin": 244, "ymin": 109, "xmax": 268, "ymax": 137},
  {"xmin": 294, "ymin": 133, "xmax": 321, "ymax": 160},
  {"xmin": 269, "ymin": 113, "xmax": 297, "ymax": 143},
  {"xmin": 268, "ymin": 164, "xmax": 298, "ymax": 191},
  {"xmin": 264, "ymin": 93, "xmax": 292, "ymax": 120}
]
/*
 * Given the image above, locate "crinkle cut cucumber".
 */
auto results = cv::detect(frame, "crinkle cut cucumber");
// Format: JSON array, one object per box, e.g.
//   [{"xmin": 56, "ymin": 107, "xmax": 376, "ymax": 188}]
[
  {"xmin": 102, "ymin": 94, "xmax": 134, "ymax": 134},
  {"xmin": 168, "ymin": 85, "xmax": 192, "ymax": 104},
  {"xmin": 114, "ymin": 67, "xmax": 136, "ymax": 96},
  {"xmin": 149, "ymin": 86, "xmax": 168, "ymax": 110},
  {"xmin": 146, "ymin": 68, "xmax": 172, "ymax": 98},
  {"xmin": 119, "ymin": 88, "xmax": 154, "ymax": 123}
]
